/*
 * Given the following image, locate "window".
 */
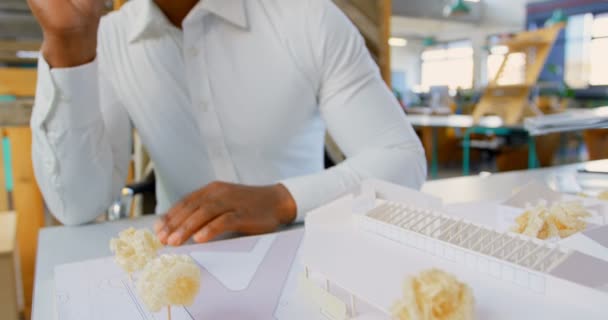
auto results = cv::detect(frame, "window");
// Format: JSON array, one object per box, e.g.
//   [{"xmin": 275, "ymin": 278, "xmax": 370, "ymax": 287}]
[
  {"xmin": 420, "ymin": 40, "xmax": 474, "ymax": 91},
  {"xmin": 487, "ymin": 45, "xmax": 527, "ymax": 86},
  {"xmin": 487, "ymin": 45, "xmax": 508, "ymax": 82},
  {"xmin": 565, "ymin": 13, "xmax": 608, "ymax": 88},
  {"xmin": 590, "ymin": 13, "xmax": 608, "ymax": 85}
]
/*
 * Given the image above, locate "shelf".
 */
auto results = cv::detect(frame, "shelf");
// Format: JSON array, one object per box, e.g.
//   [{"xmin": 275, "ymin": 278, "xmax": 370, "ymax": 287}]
[
  {"xmin": 486, "ymin": 83, "xmax": 533, "ymax": 90},
  {"xmin": 502, "ymin": 38, "xmax": 551, "ymax": 51}
]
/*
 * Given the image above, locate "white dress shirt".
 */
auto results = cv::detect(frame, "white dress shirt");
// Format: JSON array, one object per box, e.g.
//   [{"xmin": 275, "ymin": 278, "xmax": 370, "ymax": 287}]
[{"xmin": 31, "ymin": 0, "xmax": 426, "ymax": 226}]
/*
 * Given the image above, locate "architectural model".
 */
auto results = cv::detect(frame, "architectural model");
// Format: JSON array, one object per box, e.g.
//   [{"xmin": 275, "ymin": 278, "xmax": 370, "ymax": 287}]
[
  {"xmin": 299, "ymin": 180, "xmax": 608, "ymax": 320},
  {"xmin": 511, "ymin": 200, "xmax": 591, "ymax": 239}
]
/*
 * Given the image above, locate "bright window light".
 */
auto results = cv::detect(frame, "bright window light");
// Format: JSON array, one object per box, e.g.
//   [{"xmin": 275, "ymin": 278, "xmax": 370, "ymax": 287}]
[
  {"xmin": 420, "ymin": 41, "xmax": 474, "ymax": 90},
  {"xmin": 389, "ymin": 37, "xmax": 408, "ymax": 47},
  {"xmin": 16, "ymin": 51, "xmax": 39, "ymax": 59},
  {"xmin": 590, "ymin": 38, "xmax": 608, "ymax": 85},
  {"xmin": 490, "ymin": 45, "xmax": 509, "ymax": 55},
  {"xmin": 565, "ymin": 12, "xmax": 608, "ymax": 87}
]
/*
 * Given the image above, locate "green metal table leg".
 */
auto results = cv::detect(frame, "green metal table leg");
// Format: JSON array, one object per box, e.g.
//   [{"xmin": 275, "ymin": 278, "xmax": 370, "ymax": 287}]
[
  {"xmin": 431, "ymin": 127, "xmax": 438, "ymax": 179},
  {"xmin": 463, "ymin": 127, "xmax": 472, "ymax": 176},
  {"xmin": 528, "ymin": 135, "xmax": 539, "ymax": 169}
]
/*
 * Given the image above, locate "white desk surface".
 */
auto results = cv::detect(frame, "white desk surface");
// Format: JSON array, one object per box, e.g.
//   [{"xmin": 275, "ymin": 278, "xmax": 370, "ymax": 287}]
[
  {"xmin": 407, "ymin": 114, "xmax": 519, "ymax": 129},
  {"xmin": 32, "ymin": 160, "xmax": 606, "ymax": 320}
]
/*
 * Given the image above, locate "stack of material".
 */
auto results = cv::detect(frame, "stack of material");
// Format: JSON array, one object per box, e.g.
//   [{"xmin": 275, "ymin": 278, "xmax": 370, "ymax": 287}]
[
  {"xmin": 0, "ymin": 0, "xmax": 41, "ymax": 40},
  {"xmin": 0, "ymin": 41, "xmax": 40, "ymax": 65},
  {"xmin": 0, "ymin": 212, "xmax": 21, "ymax": 320},
  {"xmin": 524, "ymin": 106, "xmax": 608, "ymax": 136}
]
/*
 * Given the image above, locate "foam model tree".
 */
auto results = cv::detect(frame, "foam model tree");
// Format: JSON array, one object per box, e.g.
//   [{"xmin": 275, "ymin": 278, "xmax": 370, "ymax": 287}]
[
  {"xmin": 110, "ymin": 228, "xmax": 163, "ymax": 279},
  {"xmin": 137, "ymin": 254, "xmax": 201, "ymax": 320},
  {"xmin": 392, "ymin": 269, "xmax": 474, "ymax": 320},
  {"xmin": 110, "ymin": 228, "xmax": 201, "ymax": 320}
]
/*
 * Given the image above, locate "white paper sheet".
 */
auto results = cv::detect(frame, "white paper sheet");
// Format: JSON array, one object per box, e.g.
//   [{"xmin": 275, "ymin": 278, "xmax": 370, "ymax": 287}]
[
  {"xmin": 189, "ymin": 234, "xmax": 276, "ymax": 291},
  {"xmin": 55, "ymin": 230, "xmax": 306, "ymax": 320}
]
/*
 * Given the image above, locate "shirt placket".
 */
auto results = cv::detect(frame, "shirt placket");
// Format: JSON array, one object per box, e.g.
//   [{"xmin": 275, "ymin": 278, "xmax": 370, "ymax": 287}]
[{"xmin": 184, "ymin": 14, "xmax": 240, "ymax": 183}]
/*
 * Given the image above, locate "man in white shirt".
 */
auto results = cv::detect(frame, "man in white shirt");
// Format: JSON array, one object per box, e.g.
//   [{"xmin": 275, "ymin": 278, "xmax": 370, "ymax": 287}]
[{"xmin": 28, "ymin": 0, "xmax": 426, "ymax": 245}]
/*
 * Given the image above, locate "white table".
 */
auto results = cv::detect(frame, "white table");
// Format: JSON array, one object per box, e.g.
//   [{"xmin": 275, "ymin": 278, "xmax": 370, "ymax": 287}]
[
  {"xmin": 31, "ymin": 160, "xmax": 605, "ymax": 320},
  {"xmin": 407, "ymin": 114, "xmax": 507, "ymax": 129},
  {"xmin": 406, "ymin": 114, "xmax": 532, "ymax": 178}
]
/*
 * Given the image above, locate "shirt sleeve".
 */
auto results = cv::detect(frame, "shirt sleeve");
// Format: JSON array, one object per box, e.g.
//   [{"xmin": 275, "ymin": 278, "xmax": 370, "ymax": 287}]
[
  {"xmin": 281, "ymin": 0, "xmax": 427, "ymax": 221},
  {"xmin": 30, "ymin": 46, "xmax": 132, "ymax": 225}
]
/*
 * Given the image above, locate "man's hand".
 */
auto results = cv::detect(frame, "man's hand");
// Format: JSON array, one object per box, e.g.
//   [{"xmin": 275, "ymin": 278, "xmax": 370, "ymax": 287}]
[
  {"xmin": 27, "ymin": 0, "xmax": 104, "ymax": 67},
  {"xmin": 154, "ymin": 182, "xmax": 297, "ymax": 246}
]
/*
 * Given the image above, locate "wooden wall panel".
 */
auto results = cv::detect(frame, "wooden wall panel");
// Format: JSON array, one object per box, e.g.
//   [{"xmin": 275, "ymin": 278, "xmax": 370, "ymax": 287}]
[
  {"xmin": 7, "ymin": 128, "xmax": 45, "ymax": 320},
  {"xmin": 114, "ymin": 0, "xmax": 127, "ymax": 10},
  {"xmin": 0, "ymin": 41, "xmax": 40, "ymax": 65},
  {"xmin": 0, "ymin": 212, "xmax": 19, "ymax": 320},
  {"xmin": 0, "ymin": 68, "xmax": 37, "ymax": 97},
  {"xmin": 334, "ymin": 0, "xmax": 392, "ymax": 86}
]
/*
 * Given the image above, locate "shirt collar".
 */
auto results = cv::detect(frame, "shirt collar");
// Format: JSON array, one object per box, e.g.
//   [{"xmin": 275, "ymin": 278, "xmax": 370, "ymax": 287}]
[
  {"xmin": 201, "ymin": 0, "xmax": 249, "ymax": 29},
  {"xmin": 129, "ymin": 0, "xmax": 248, "ymax": 44}
]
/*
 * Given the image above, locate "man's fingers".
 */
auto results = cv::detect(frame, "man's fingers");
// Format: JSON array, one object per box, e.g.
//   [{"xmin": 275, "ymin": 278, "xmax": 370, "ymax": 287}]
[
  {"xmin": 159, "ymin": 182, "xmax": 228, "ymax": 233},
  {"xmin": 156, "ymin": 207, "xmax": 194, "ymax": 244},
  {"xmin": 153, "ymin": 218, "xmax": 165, "ymax": 233},
  {"xmin": 193, "ymin": 212, "xmax": 239, "ymax": 244},
  {"xmin": 166, "ymin": 207, "xmax": 222, "ymax": 246}
]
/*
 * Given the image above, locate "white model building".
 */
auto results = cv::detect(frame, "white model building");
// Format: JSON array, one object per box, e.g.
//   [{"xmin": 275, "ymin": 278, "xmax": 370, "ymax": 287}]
[{"xmin": 298, "ymin": 180, "xmax": 608, "ymax": 320}]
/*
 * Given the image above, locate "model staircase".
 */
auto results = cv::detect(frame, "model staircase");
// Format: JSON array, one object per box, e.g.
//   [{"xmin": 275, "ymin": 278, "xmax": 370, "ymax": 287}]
[{"xmin": 473, "ymin": 23, "xmax": 566, "ymax": 125}]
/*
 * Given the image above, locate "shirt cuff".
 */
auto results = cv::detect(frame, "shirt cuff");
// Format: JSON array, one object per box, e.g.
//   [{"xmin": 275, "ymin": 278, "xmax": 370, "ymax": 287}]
[
  {"xmin": 34, "ymin": 57, "xmax": 101, "ymax": 131},
  {"xmin": 31, "ymin": 57, "xmax": 56, "ymax": 128},
  {"xmin": 280, "ymin": 167, "xmax": 358, "ymax": 223}
]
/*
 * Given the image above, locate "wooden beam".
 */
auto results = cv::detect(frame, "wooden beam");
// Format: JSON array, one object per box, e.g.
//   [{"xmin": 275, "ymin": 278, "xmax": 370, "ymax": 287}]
[
  {"xmin": 7, "ymin": 128, "xmax": 45, "ymax": 320},
  {"xmin": 114, "ymin": 0, "xmax": 127, "ymax": 10},
  {"xmin": 333, "ymin": 0, "xmax": 381, "ymax": 48},
  {"xmin": 0, "ymin": 212, "xmax": 19, "ymax": 320},
  {"xmin": 0, "ymin": 101, "xmax": 34, "ymax": 127},
  {"xmin": 0, "ymin": 69, "xmax": 37, "ymax": 97},
  {"xmin": 333, "ymin": 0, "xmax": 391, "ymax": 86},
  {"xmin": 379, "ymin": 0, "xmax": 392, "ymax": 86},
  {"xmin": 0, "ymin": 41, "xmax": 41, "ymax": 65}
]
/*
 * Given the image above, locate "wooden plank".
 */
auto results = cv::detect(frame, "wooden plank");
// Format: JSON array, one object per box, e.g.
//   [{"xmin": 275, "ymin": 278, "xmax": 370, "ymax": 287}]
[
  {"xmin": 0, "ymin": 69, "xmax": 37, "ymax": 97},
  {"xmin": 583, "ymin": 129, "xmax": 608, "ymax": 160},
  {"xmin": 333, "ymin": 0, "xmax": 381, "ymax": 48},
  {"xmin": 0, "ymin": 41, "xmax": 40, "ymax": 53},
  {"xmin": 0, "ymin": 212, "xmax": 17, "ymax": 254},
  {"xmin": 348, "ymin": 0, "xmax": 380, "ymax": 22},
  {"xmin": 0, "ymin": 41, "xmax": 40, "ymax": 64},
  {"xmin": 114, "ymin": 0, "xmax": 127, "ymax": 10},
  {"xmin": 378, "ymin": 0, "xmax": 392, "ymax": 86},
  {"xmin": 0, "ymin": 212, "xmax": 19, "ymax": 320},
  {"xmin": 7, "ymin": 128, "xmax": 45, "ymax": 320},
  {"xmin": 333, "ymin": 0, "xmax": 391, "ymax": 85},
  {"xmin": 0, "ymin": 101, "xmax": 34, "ymax": 127}
]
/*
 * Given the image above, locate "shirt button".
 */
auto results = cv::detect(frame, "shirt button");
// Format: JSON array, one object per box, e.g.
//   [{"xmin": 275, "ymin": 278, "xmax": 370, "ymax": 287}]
[
  {"xmin": 200, "ymin": 101, "xmax": 208, "ymax": 112},
  {"xmin": 52, "ymin": 175, "xmax": 61, "ymax": 187},
  {"xmin": 44, "ymin": 159, "xmax": 54, "ymax": 171},
  {"xmin": 188, "ymin": 47, "xmax": 199, "ymax": 58}
]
